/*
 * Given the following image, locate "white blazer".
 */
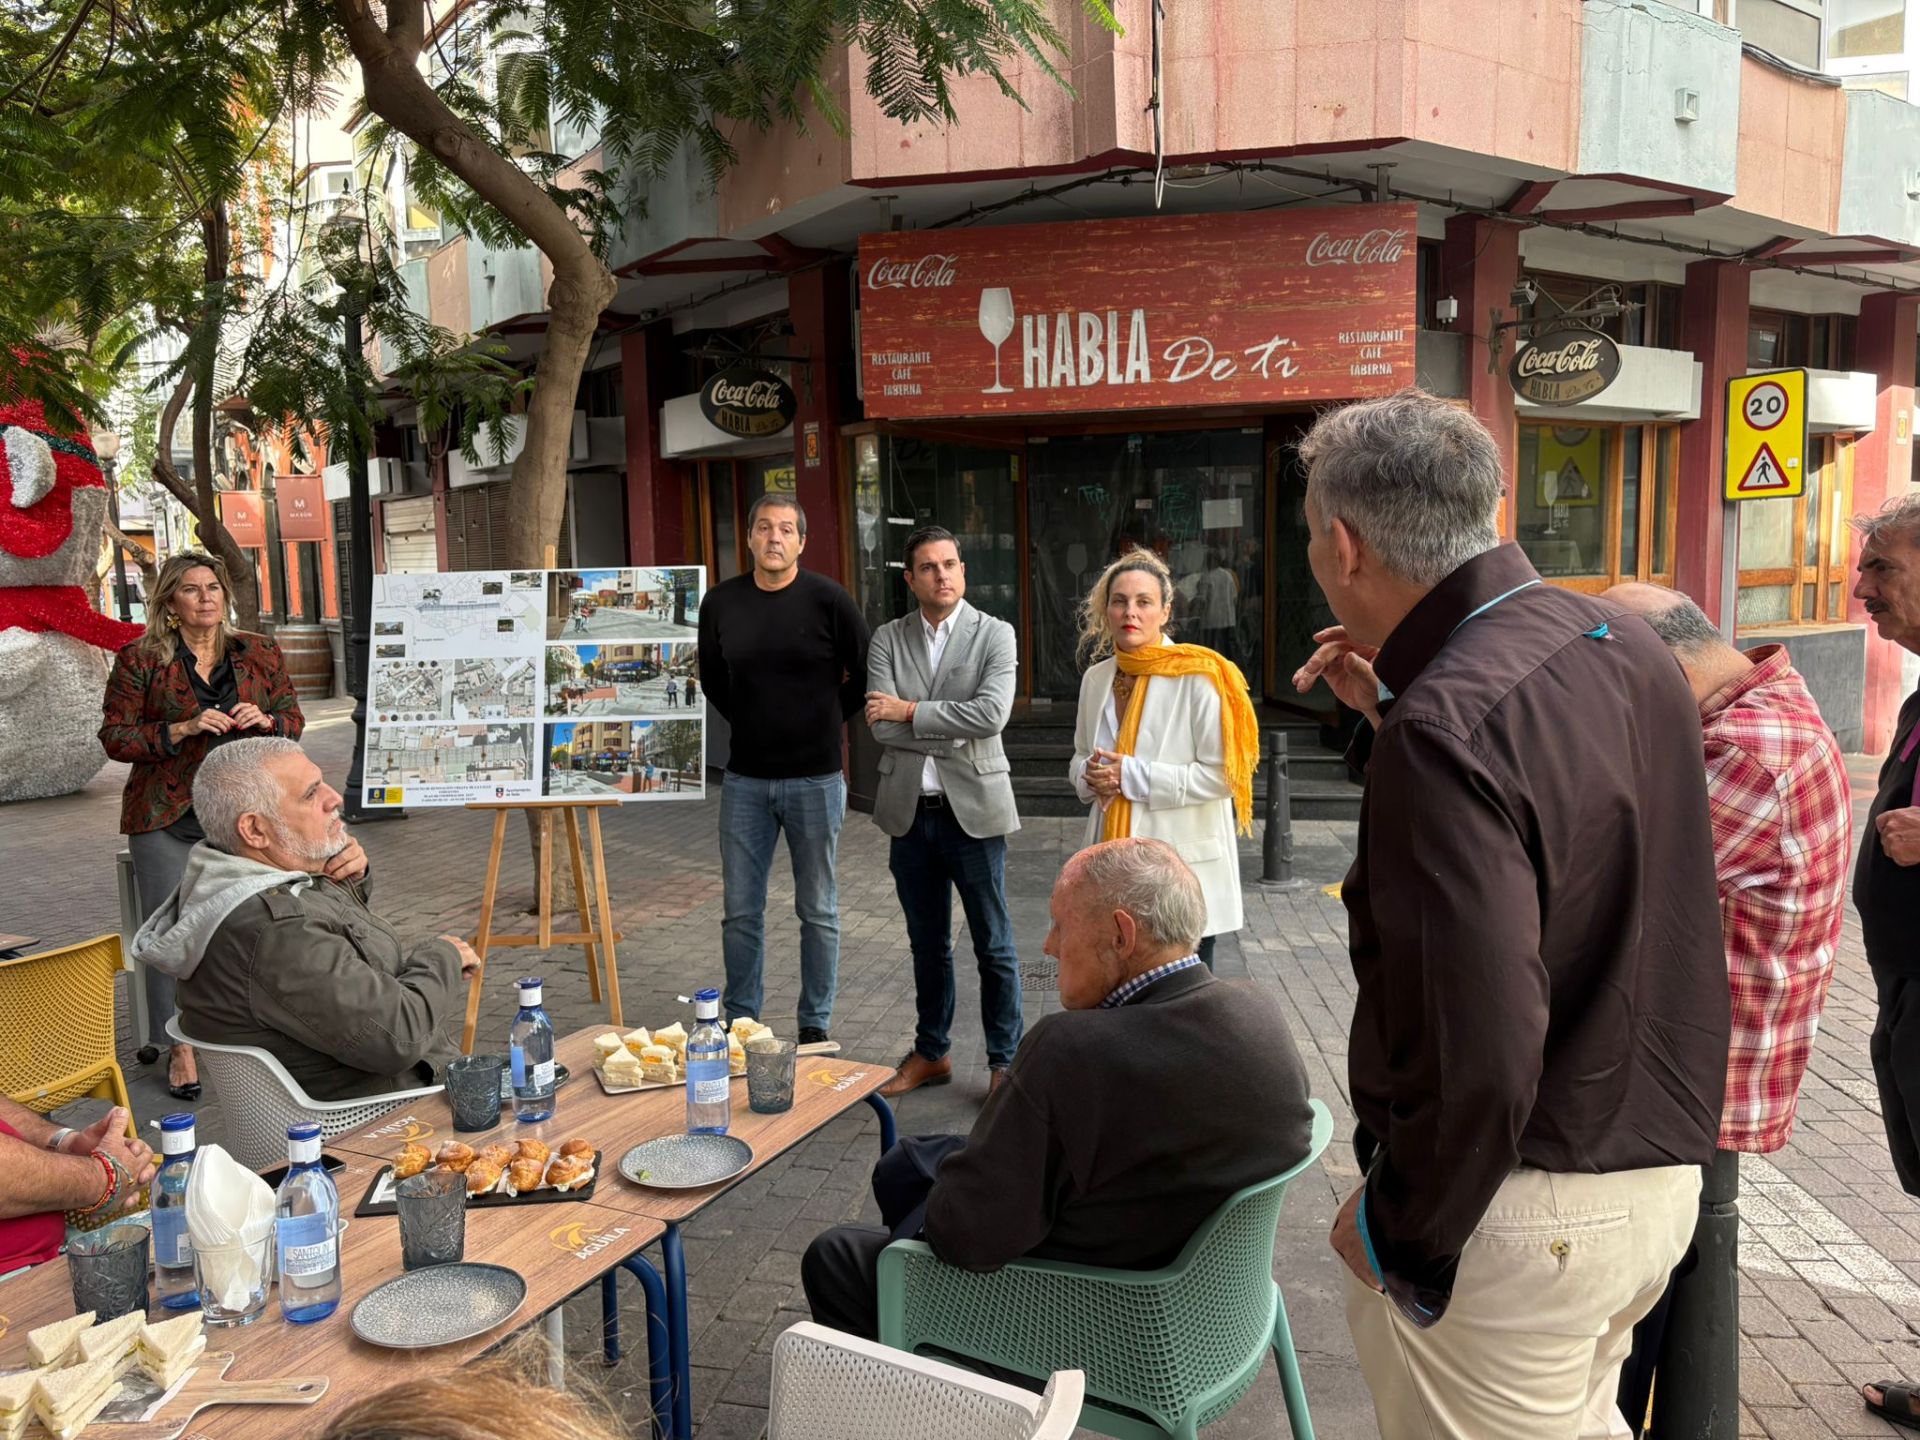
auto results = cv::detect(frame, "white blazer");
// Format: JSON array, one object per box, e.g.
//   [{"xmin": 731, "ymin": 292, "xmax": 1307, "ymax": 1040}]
[{"xmin": 1069, "ymin": 652, "xmax": 1244, "ymax": 936}]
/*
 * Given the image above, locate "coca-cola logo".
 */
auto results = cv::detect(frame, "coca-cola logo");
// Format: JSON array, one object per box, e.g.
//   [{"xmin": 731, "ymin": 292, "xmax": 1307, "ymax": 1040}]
[
  {"xmin": 1508, "ymin": 329, "xmax": 1622, "ymax": 405},
  {"xmin": 700, "ymin": 365, "xmax": 797, "ymax": 440},
  {"xmin": 866, "ymin": 254, "xmax": 958, "ymax": 290},
  {"xmin": 1303, "ymin": 228, "xmax": 1409, "ymax": 267}
]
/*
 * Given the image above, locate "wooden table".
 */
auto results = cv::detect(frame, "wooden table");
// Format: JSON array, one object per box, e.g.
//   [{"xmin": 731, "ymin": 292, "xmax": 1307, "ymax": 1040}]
[
  {"xmin": 331, "ymin": 1026, "xmax": 897, "ymax": 1439},
  {"xmin": 0, "ymin": 1157, "xmax": 668, "ymax": 1439}
]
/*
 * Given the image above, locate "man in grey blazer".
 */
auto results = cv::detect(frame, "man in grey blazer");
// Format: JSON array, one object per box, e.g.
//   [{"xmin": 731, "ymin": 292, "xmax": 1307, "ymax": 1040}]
[{"xmin": 864, "ymin": 526, "xmax": 1023, "ymax": 1099}]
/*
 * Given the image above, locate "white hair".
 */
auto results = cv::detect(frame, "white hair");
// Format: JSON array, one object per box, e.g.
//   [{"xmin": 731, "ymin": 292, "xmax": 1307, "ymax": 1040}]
[
  {"xmin": 1073, "ymin": 838, "xmax": 1207, "ymax": 951},
  {"xmin": 1852, "ymin": 493, "xmax": 1920, "ymax": 551},
  {"xmin": 193, "ymin": 737, "xmax": 307, "ymax": 851},
  {"xmin": 1297, "ymin": 388, "xmax": 1504, "ymax": 586}
]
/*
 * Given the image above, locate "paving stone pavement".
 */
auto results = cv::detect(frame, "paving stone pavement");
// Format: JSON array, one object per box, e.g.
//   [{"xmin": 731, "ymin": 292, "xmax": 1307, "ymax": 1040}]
[{"xmin": 4, "ymin": 698, "xmax": 1919, "ymax": 1439}]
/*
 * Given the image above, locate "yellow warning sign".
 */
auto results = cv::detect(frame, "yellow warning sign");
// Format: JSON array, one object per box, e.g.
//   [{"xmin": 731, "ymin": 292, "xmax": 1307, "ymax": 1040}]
[{"xmin": 1725, "ymin": 369, "xmax": 1807, "ymax": 501}]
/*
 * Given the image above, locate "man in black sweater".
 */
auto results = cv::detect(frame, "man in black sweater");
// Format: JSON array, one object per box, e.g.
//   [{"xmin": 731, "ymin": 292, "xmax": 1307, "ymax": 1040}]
[
  {"xmin": 698, "ymin": 494, "xmax": 869, "ymax": 1043},
  {"xmin": 801, "ymin": 837, "xmax": 1315, "ymax": 1341}
]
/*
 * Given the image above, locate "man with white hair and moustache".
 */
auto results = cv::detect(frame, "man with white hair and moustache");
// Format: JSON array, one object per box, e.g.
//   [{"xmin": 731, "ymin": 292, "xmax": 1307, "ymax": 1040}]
[
  {"xmin": 131, "ymin": 737, "xmax": 481, "ymax": 1099},
  {"xmin": 800, "ymin": 836, "xmax": 1314, "ymax": 1347}
]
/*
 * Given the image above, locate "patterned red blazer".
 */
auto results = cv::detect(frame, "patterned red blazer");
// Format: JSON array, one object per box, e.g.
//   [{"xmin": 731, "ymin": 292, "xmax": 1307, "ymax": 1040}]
[{"xmin": 100, "ymin": 632, "xmax": 306, "ymax": 835}]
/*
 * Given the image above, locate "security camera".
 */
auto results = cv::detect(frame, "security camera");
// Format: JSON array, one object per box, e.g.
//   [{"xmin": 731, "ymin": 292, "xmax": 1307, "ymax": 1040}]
[{"xmin": 1510, "ymin": 279, "xmax": 1539, "ymax": 308}]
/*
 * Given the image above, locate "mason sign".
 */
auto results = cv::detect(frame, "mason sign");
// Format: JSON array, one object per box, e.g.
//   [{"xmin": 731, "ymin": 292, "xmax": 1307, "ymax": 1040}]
[
  {"xmin": 700, "ymin": 366, "xmax": 797, "ymax": 440},
  {"xmin": 1509, "ymin": 329, "xmax": 1622, "ymax": 405}
]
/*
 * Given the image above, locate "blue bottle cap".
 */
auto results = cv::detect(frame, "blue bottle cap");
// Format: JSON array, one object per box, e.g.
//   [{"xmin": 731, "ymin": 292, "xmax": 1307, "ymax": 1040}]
[
  {"xmin": 160, "ymin": 1113, "xmax": 196, "ymax": 1132},
  {"xmin": 519, "ymin": 976, "xmax": 543, "ymax": 991},
  {"xmin": 287, "ymin": 1122, "xmax": 323, "ymax": 1142},
  {"xmin": 694, "ymin": 987, "xmax": 720, "ymax": 1004}
]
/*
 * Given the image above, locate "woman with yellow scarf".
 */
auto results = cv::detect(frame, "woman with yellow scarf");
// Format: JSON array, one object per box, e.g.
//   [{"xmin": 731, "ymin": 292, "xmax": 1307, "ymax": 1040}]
[{"xmin": 1069, "ymin": 548, "xmax": 1259, "ymax": 968}]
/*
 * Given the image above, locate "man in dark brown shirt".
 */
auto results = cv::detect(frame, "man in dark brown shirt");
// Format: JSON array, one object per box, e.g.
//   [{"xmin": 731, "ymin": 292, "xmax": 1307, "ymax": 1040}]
[{"xmin": 1293, "ymin": 389, "xmax": 1728, "ymax": 1439}]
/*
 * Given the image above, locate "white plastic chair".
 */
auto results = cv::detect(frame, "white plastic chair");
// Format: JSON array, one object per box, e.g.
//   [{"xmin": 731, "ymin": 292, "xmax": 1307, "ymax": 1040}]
[
  {"xmin": 769, "ymin": 1322, "xmax": 1085, "ymax": 1440},
  {"xmin": 166, "ymin": 1017, "xmax": 442, "ymax": 1170}
]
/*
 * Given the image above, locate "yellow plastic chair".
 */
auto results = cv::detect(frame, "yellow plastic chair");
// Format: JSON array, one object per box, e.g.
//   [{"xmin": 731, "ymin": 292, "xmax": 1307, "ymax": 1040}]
[{"xmin": 0, "ymin": 934, "xmax": 135, "ymax": 1119}]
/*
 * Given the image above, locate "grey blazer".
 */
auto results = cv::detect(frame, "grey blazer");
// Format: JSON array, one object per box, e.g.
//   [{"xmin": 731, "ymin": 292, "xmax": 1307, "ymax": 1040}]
[{"xmin": 867, "ymin": 601, "xmax": 1020, "ymax": 839}]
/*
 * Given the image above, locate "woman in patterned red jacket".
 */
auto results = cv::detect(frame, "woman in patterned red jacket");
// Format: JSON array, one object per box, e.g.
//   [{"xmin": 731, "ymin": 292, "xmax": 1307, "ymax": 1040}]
[{"xmin": 99, "ymin": 550, "xmax": 304, "ymax": 1098}]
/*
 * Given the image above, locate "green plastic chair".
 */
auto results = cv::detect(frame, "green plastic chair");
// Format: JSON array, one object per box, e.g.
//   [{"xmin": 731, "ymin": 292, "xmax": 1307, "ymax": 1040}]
[{"xmin": 876, "ymin": 1097, "xmax": 1333, "ymax": 1440}]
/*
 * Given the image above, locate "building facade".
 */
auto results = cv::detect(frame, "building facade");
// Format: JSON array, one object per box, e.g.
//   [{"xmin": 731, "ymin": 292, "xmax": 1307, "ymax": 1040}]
[{"xmin": 369, "ymin": 0, "xmax": 1920, "ymax": 751}]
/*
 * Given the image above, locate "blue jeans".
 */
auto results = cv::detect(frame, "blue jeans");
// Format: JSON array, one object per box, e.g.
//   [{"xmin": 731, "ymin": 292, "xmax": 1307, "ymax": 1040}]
[
  {"xmin": 888, "ymin": 801, "xmax": 1023, "ymax": 1067},
  {"xmin": 720, "ymin": 771, "xmax": 846, "ymax": 1032}
]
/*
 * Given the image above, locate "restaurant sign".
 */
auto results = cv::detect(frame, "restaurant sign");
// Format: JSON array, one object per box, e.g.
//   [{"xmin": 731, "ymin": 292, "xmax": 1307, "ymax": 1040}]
[
  {"xmin": 1508, "ymin": 328, "xmax": 1622, "ymax": 406},
  {"xmin": 857, "ymin": 206, "xmax": 1419, "ymax": 419},
  {"xmin": 699, "ymin": 366, "xmax": 796, "ymax": 439}
]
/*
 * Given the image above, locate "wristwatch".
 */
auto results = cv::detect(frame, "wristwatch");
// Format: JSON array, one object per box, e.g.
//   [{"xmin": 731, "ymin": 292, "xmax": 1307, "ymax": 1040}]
[{"xmin": 44, "ymin": 1127, "xmax": 76, "ymax": 1153}]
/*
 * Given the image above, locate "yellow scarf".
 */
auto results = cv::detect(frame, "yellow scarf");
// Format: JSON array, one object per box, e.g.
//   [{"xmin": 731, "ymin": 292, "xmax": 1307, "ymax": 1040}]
[{"xmin": 1099, "ymin": 642, "xmax": 1259, "ymax": 841}]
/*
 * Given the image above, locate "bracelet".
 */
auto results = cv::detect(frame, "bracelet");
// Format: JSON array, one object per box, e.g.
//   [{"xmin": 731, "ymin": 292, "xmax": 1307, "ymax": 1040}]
[
  {"xmin": 64, "ymin": 1153, "xmax": 118, "ymax": 1226},
  {"xmin": 44, "ymin": 1127, "xmax": 76, "ymax": 1153}
]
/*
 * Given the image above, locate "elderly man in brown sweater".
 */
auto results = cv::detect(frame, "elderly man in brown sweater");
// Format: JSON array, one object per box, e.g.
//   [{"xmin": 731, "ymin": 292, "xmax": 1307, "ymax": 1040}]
[
  {"xmin": 801, "ymin": 836, "xmax": 1315, "ymax": 1342},
  {"xmin": 131, "ymin": 738, "xmax": 481, "ymax": 1099}
]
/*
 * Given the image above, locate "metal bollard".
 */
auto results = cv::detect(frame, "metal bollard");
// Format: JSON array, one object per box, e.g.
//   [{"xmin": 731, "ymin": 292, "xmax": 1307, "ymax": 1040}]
[
  {"xmin": 1259, "ymin": 729, "xmax": 1296, "ymax": 886},
  {"xmin": 1648, "ymin": 1149, "xmax": 1740, "ymax": 1440}
]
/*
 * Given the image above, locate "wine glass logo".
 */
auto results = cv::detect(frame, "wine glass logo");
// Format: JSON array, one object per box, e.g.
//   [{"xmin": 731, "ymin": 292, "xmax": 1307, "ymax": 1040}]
[{"xmin": 978, "ymin": 288, "xmax": 1015, "ymax": 395}]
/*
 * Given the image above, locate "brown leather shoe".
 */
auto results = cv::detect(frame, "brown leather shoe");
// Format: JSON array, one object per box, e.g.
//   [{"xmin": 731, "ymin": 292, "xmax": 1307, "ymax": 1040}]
[
  {"xmin": 879, "ymin": 1051, "xmax": 953, "ymax": 1098},
  {"xmin": 988, "ymin": 1066, "xmax": 1011, "ymax": 1100}
]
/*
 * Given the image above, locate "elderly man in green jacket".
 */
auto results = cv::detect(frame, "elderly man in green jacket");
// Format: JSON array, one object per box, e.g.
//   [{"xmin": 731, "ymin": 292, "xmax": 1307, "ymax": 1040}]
[{"xmin": 132, "ymin": 737, "xmax": 480, "ymax": 1100}]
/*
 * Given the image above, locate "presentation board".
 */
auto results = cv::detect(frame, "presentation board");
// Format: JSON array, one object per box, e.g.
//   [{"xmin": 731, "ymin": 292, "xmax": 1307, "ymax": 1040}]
[{"xmin": 361, "ymin": 566, "xmax": 706, "ymax": 808}]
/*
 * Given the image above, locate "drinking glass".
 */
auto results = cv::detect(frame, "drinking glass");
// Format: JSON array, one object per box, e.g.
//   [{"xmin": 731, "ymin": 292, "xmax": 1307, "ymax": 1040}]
[
  {"xmin": 396, "ymin": 1171, "xmax": 466, "ymax": 1270},
  {"xmin": 978, "ymin": 288, "xmax": 1016, "ymax": 394},
  {"xmin": 193, "ymin": 1227, "xmax": 275, "ymax": 1327},
  {"xmin": 67, "ymin": 1224, "xmax": 150, "ymax": 1321},
  {"xmin": 745, "ymin": 1041, "xmax": 796, "ymax": 1115},
  {"xmin": 446, "ymin": 1054, "xmax": 507, "ymax": 1132}
]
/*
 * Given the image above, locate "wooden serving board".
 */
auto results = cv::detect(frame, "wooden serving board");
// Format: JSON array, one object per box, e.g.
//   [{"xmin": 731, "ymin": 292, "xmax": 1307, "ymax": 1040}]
[{"xmin": 63, "ymin": 1352, "xmax": 327, "ymax": 1440}]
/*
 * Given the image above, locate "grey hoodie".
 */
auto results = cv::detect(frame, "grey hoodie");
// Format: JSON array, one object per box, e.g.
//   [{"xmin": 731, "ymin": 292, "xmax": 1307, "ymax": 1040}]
[{"xmin": 131, "ymin": 843, "xmax": 313, "ymax": 980}]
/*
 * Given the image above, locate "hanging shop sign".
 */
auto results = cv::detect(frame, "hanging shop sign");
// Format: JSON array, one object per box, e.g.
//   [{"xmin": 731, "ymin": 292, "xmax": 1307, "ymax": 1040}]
[
  {"xmin": 275, "ymin": 474, "xmax": 329, "ymax": 542},
  {"xmin": 1724, "ymin": 368, "xmax": 1808, "ymax": 501},
  {"xmin": 699, "ymin": 366, "xmax": 797, "ymax": 439},
  {"xmin": 217, "ymin": 490, "xmax": 266, "ymax": 547},
  {"xmin": 857, "ymin": 205, "xmax": 1418, "ymax": 419},
  {"xmin": 1508, "ymin": 329, "xmax": 1622, "ymax": 406}
]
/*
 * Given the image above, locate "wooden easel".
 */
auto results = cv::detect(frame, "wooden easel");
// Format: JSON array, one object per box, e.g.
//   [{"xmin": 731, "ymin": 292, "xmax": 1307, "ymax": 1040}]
[{"xmin": 461, "ymin": 797, "xmax": 624, "ymax": 1053}]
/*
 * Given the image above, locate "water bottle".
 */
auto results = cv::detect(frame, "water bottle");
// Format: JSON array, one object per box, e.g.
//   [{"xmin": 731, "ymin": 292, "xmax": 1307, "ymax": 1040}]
[
  {"xmin": 509, "ymin": 977, "xmax": 557, "ymax": 1123},
  {"xmin": 684, "ymin": 988, "xmax": 731, "ymax": 1135},
  {"xmin": 274, "ymin": 1123, "xmax": 341, "ymax": 1324},
  {"xmin": 151, "ymin": 1113, "xmax": 199, "ymax": 1311}
]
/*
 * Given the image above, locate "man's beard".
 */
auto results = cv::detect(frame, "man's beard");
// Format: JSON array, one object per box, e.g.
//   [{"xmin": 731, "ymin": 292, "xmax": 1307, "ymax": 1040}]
[{"xmin": 283, "ymin": 820, "xmax": 348, "ymax": 867}]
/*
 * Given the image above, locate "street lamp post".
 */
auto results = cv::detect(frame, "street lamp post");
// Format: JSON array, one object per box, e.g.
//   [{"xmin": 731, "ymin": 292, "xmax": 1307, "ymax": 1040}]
[
  {"xmin": 338, "ymin": 305, "xmax": 393, "ymax": 823},
  {"xmin": 96, "ymin": 431, "xmax": 130, "ymax": 622}
]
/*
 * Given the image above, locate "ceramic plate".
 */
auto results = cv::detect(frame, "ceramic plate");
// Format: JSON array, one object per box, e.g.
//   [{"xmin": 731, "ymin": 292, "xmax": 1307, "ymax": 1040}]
[
  {"xmin": 618, "ymin": 1134, "xmax": 753, "ymax": 1190},
  {"xmin": 349, "ymin": 1262, "xmax": 526, "ymax": 1348}
]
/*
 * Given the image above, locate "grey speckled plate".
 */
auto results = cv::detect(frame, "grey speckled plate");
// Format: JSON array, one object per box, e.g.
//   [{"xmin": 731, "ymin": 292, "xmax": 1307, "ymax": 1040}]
[
  {"xmin": 618, "ymin": 1134, "xmax": 753, "ymax": 1189},
  {"xmin": 350, "ymin": 1263, "xmax": 526, "ymax": 1348}
]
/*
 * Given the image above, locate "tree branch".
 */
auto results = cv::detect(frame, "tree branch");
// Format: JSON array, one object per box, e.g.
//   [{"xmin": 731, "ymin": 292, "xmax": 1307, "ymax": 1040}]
[{"xmin": 387, "ymin": 0, "xmax": 427, "ymax": 57}]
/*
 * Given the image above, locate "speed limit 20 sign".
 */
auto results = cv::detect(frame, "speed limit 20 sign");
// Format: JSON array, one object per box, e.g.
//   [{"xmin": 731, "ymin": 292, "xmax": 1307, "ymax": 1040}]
[{"xmin": 1725, "ymin": 368, "xmax": 1808, "ymax": 501}]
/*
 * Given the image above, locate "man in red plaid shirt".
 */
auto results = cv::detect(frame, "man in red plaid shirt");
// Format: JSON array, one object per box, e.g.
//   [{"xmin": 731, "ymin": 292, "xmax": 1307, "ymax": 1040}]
[{"xmin": 1606, "ymin": 584, "xmax": 1852, "ymax": 1429}]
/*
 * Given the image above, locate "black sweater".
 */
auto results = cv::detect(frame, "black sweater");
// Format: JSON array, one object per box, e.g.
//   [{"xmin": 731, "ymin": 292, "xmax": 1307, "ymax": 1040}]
[
  {"xmin": 1855, "ymin": 687, "xmax": 1920, "ymax": 976},
  {"xmin": 697, "ymin": 568, "xmax": 870, "ymax": 779},
  {"xmin": 924, "ymin": 966, "xmax": 1315, "ymax": 1273}
]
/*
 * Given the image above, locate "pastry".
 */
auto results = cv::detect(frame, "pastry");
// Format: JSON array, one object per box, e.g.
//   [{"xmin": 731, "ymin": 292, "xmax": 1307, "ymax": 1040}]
[
  {"xmin": 435, "ymin": 1141, "xmax": 476, "ymax": 1173},
  {"xmin": 394, "ymin": 1142, "xmax": 431, "ymax": 1180},
  {"xmin": 465, "ymin": 1158, "xmax": 504, "ymax": 1195},
  {"xmin": 26, "ymin": 1312, "xmax": 94, "ymax": 1368},
  {"xmin": 620, "ymin": 1027, "xmax": 652, "ymax": 1056},
  {"xmin": 546, "ymin": 1154, "xmax": 593, "ymax": 1191},
  {"xmin": 592, "ymin": 1032, "xmax": 626, "ymax": 1062},
  {"xmin": 479, "ymin": 1143, "xmax": 515, "ymax": 1168},
  {"xmin": 513, "ymin": 1138, "xmax": 551, "ymax": 1166},
  {"xmin": 507, "ymin": 1158, "xmax": 546, "ymax": 1193},
  {"xmin": 602, "ymin": 1049, "xmax": 643, "ymax": 1088},
  {"xmin": 557, "ymin": 1137, "xmax": 593, "ymax": 1160}
]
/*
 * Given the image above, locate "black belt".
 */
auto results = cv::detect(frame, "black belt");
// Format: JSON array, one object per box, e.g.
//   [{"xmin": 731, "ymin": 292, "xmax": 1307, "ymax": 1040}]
[{"xmin": 917, "ymin": 793, "xmax": 946, "ymax": 809}]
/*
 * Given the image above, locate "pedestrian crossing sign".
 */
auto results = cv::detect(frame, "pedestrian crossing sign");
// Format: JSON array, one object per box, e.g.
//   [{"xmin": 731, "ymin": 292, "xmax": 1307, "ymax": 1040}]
[{"xmin": 1725, "ymin": 369, "xmax": 1807, "ymax": 501}]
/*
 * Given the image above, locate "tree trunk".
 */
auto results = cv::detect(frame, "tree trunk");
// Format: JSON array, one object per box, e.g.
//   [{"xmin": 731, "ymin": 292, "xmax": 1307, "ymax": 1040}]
[{"xmin": 192, "ymin": 203, "xmax": 260, "ymax": 630}]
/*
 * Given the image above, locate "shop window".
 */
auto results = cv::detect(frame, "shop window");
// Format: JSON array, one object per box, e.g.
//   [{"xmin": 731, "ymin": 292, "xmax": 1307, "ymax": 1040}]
[
  {"xmin": 1831, "ymin": 0, "xmax": 1906, "ymax": 57},
  {"xmin": 1516, "ymin": 424, "xmax": 1679, "ymax": 591},
  {"xmin": 1735, "ymin": 436, "xmax": 1854, "ymax": 628}
]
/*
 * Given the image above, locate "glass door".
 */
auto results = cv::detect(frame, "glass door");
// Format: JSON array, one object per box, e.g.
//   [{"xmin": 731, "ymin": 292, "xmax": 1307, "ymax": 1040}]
[{"xmin": 1026, "ymin": 428, "xmax": 1265, "ymax": 699}]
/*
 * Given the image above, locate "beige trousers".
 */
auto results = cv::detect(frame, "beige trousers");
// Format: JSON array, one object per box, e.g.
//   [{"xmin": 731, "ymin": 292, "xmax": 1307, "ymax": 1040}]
[{"xmin": 1346, "ymin": 1163, "xmax": 1701, "ymax": 1440}]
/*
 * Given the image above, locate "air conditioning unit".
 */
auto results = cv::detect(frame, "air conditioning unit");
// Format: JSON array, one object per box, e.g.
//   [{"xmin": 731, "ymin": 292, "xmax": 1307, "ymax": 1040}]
[
  {"xmin": 449, "ymin": 412, "xmax": 589, "ymax": 487},
  {"xmin": 322, "ymin": 458, "xmax": 405, "ymax": 500}
]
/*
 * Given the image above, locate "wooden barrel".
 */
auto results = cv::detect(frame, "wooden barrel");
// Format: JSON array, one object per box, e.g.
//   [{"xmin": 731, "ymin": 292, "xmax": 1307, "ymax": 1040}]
[{"xmin": 275, "ymin": 624, "xmax": 335, "ymax": 701}]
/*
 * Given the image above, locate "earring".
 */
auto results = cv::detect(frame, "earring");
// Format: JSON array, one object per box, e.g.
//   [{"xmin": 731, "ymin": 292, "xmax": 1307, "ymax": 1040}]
[{"xmin": 165, "ymin": 612, "xmax": 179, "ymax": 629}]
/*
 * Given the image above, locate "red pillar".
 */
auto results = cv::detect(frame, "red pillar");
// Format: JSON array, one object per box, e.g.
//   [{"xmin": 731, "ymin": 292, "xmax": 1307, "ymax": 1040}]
[
  {"xmin": 620, "ymin": 323, "xmax": 694, "ymax": 566},
  {"xmin": 1674, "ymin": 259, "xmax": 1751, "ymax": 622},
  {"xmin": 1850, "ymin": 292, "xmax": 1918, "ymax": 750},
  {"xmin": 786, "ymin": 264, "xmax": 850, "ymax": 581},
  {"xmin": 1441, "ymin": 215, "xmax": 1523, "ymax": 534}
]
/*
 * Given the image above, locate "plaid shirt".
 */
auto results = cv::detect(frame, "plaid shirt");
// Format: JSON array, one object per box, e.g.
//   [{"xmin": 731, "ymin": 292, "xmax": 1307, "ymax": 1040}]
[
  {"xmin": 1702, "ymin": 645, "xmax": 1852, "ymax": 1153},
  {"xmin": 1100, "ymin": 954, "xmax": 1204, "ymax": 1008}
]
